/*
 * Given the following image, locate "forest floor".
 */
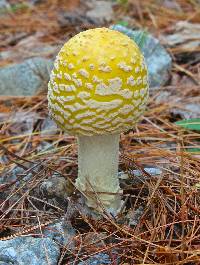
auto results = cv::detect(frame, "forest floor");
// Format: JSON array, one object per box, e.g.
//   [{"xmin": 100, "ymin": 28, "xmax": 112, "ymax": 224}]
[{"xmin": 0, "ymin": 0, "xmax": 200, "ymax": 264}]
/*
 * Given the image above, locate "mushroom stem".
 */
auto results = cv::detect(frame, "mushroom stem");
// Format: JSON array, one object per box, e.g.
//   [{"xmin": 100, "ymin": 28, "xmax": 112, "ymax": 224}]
[{"xmin": 76, "ymin": 133, "xmax": 122, "ymax": 213}]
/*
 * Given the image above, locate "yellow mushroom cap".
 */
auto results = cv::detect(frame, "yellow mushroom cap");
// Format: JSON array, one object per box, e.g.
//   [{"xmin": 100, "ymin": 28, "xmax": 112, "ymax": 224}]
[{"xmin": 48, "ymin": 27, "xmax": 149, "ymax": 136}]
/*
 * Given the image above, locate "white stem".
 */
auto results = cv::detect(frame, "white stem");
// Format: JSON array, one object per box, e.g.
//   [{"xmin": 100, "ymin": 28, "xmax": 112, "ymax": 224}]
[{"xmin": 76, "ymin": 133, "xmax": 122, "ymax": 213}]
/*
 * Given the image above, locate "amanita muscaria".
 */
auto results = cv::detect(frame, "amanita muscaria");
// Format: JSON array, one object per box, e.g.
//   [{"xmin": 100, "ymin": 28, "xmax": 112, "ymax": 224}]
[{"xmin": 48, "ymin": 28, "xmax": 149, "ymax": 214}]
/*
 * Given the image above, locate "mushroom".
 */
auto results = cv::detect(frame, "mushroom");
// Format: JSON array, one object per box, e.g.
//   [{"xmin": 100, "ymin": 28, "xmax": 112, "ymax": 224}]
[{"xmin": 47, "ymin": 28, "xmax": 149, "ymax": 214}]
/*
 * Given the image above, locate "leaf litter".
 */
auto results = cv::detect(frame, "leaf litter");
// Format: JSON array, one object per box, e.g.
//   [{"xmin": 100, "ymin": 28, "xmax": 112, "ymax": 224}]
[{"xmin": 0, "ymin": 0, "xmax": 200, "ymax": 264}]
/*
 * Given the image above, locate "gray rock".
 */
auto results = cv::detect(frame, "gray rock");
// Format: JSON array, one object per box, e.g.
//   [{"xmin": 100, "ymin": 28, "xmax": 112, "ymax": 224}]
[
  {"xmin": 127, "ymin": 206, "xmax": 144, "ymax": 226},
  {"xmin": 155, "ymin": 91, "xmax": 171, "ymax": 104},
  {"xmin": 40, "ymin": 174, "xmax": 74, "ymax": 199},
  {"xmin": 0, "ymin": 0, "xmax": 10, "ymax": 10},
  {"xmin": 78, "ymin": 253, "xmax": 117, "ymax": 265},
  {"xmin": 131, "ymin": 167, "xmax": 162, "ymax": 177},
  {"xmin": 0, "ymin": 34, "xmax": 59, "ymax": 62},
  {"xmin": 36, "ymin": 141, "xmax": 54, "ymax": 153},
  {"xmin": 0, "ymin": 164, "xmax": 33, "ymax": 187},
  {"xmin": 28, "ymin": 0, "xmax": 45, "ymax": 4},
  {"xmin": 0, "ymin": 57, "xmax": 53, "ymax": 96},
  {"xmin": 17, "ymin": 34, "xmax": 59, "ymax": 56},
  {"xmin": 0, "ymin": 254, "xmax": 17, "ymax": 264},
  {"xmin": 119, "ymin": 167, "xmax": 162, "ymax": 179},
  {"xmin": 0, "ymin": 111, "xmax": 40, "ymax": 133},
  {"xmin": 163, "ymin": 0, "xmax": 181, "ymax": 11},
  {"xmin": 171, "ymin": 103, "xmax": 200, "ymax": 120},
  {"xmin": 119, "ymin": 167, "xmax": 162, "ymax": 187},
  {"xmin": 86, "ymin": 0, "xmax": 114, "ymax": 23},
  {"xmin": 0, "ymin": 111, "xmax": 42, "ymax": 184},
  {"xmin": 58, "ymin": 11, "xmax": 99, "ymax": 26},
  {"xmin": 43, "ymin": 220, "xmax": 75, "ymax": 246},
  {"xmin": 110, "ymin": 25, "xmax": 172, "ymax": 88},
  {"xmin": 161, "ymin": 21, "xmax": 200, "ymax": 49},
  {"xmin": 40, "ymin": 117, "xmax": 58, "ymax": 136},
  {"xmin": 0, "ymin": 50, "xmax": 13, "ymax": 60},
  {"xmin": 0, "ymin": 237, "xmax": 60, "ymax": 265}
]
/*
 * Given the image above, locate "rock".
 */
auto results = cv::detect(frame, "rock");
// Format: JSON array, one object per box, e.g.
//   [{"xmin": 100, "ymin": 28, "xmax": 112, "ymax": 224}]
[
  {"xmin": 86, "ymin": 0, "xmax": 114, "ymax": 23},
  {"xmin": 155, "ymin": 91, "xmax": 171, "ymax": 104},
  {"xmin": 131, "ymin": 167, "xmax": 162, "ymax": 177},
  {"xmin": 110, "ymin": 25, "xmax": 172, "ymax": 88},
  {"xmin": 127, "ymin": 206, "xmax": 144, "ymax": 226},
  {"xmin": 163, "ymin": 0, "xmax": 181, "ymax": 11},
  {"xmin": 40, "ymin": 117, "xmax": 58, "ymax": 136},
  {"xmin": 36, "ymin": 141, "xmax": 54, "ymax": 153},
  {"xmin": 16, "ymin": 34, "xmax": 60, "ymax": 56},
  {"xmin": 0, "ymin": 111, "xmax": 42, "ymax": 185},
  {"xmin": 119, "ymin": 168, "xmax": 162, "ymax": 188},
  {"xmin": 0, "ymin": 165, "xmax": 32, "ymax": 186},
  {"xmin": 0, "ymin": 34, "xmax": 59, "ymax": 63},
  {"xmin": 0, "ymin": 57, "xmax": 53, "ymax": 96},
  {"xmin": 0, "ymin": 111, "xmax": 41, "ymax": 133},
  {"xmin": 161, "ymin": 21, "xmax": 200, "ymax": 49},
  {"xmin": 78, "ymin": 253, "xmax": 118, "ymax": 265},
  {"xmin": 28, "ymin": 0, "xmax": 45, "ymax": 4},
  {"xmin": 40, "ymin": 174, "xmax": 74, "ymax": 200},
  {"xmin": 119, "ymin": 167, "xmax": 162, "ymax": 179},
  {"xmin": 2, "ymin": 32, "xmax": 28, "ymax": 48},
  {"xmin": 0, "ymin": 50, "xmax": 13, "ymax": 61},
  {"xmin": 58, "ymin": 11, "xmax": 99, "ymax": 27},
  {"xmin": 0, "ymin": 0, "xmax": 10, "ymax": 11},
  {"xmin": 58, "ymin": 0, "xmax": 113, "ymax": 27},
  {"xmin": 0, "ymin": 237, "xmax": 60, "ymax": 265},
  {"xmin": 43, "ymin": 220, "xmax": 76, "ymax": 246},
  {"xmin": 171, "ymin": 103, "xmax": 200, "ymax": 120},
  {"xmin": 83, "ymin": 232, "xmax": 107, "ymax": 247}
]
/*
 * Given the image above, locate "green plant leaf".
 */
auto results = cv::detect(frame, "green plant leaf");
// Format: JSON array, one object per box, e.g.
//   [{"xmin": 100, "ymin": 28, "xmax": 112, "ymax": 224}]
[
  {"xmin": 9, "ymin": 2, "xmax": 29, "ymax": 13},
  {"xmin": 116, "ymin": 0, "xmax": 128, "ymax": 5},
  {"xmin": 117, "ymin": 20, "xmax": 129, "ymax": 27},
  {"xmin": 186, "ymin": 148, "xmax": 200, "ymax": 153},
  {"xmin": 195, "ymin": 183, "xmax": 200, "ymax": 189},
  {"xmin": 175, "ymin": 118, "xmax": 200, "ymax": 131},
  {"xmin": 137, "ymin": 31, "xmax": 148, "ymax": 49}
]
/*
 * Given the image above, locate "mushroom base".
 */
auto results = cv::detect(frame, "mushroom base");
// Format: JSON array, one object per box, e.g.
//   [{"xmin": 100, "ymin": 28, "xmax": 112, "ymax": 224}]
[{"xmin": 76, "ymin": 133, "xmax": 122, "ymax": 214}]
